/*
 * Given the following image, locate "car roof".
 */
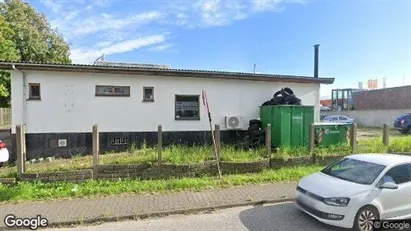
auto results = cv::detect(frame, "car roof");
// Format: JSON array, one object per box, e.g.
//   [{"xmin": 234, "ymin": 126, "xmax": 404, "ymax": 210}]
[{"xmin": 345, "ymin": 154, "xmax": 411, "ymax": 167}]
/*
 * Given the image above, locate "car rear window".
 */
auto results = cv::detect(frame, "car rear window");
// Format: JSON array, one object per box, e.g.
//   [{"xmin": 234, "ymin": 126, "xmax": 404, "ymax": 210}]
[{"xmin": 398, "ymin": 114, "xmax": 411, "ymax": 120}]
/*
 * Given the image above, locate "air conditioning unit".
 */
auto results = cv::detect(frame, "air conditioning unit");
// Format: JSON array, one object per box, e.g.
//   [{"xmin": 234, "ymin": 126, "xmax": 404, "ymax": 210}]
[{"xmin": 225, "ymin": 116, "xmax": 243, "ymax": 130}]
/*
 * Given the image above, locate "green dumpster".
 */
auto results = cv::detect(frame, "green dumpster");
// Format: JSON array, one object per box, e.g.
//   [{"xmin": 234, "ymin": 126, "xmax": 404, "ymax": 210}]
[
  {"xmin": 313, "ymin": 122, "xmax": 352, "ymax": 146},
  {"xmin": 260, "ymin": 105, "xmax": 314, "ymax": 147}
]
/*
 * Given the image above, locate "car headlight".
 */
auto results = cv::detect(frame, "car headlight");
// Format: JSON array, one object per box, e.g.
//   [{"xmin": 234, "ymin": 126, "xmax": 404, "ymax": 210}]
[{"xmin": 323, "ymin": 197, "xmax": 350, "ymax": 207}]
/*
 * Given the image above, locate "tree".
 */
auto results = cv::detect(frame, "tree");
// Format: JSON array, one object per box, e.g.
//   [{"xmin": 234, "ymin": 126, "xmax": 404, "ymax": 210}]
[
  {"xmin": 0, "ymin": 0, "xmax": 72, "ymax": 106},
  {"xmin": 0, "ymin": 0, "xmax": 71, "ymax": 63},
  {"xmin": 0, "ymin": 15, "xmax": 19, "ymax": 107},
  {"xmin": 0, "ymin": 15, "xmax": 19, "ymax": 61}
]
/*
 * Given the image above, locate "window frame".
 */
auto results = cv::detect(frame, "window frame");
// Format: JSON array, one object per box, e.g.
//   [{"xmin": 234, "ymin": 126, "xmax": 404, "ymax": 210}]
[
  {"xmin": 95, "ymin": 85, "xmax": 131, "ymax": 97},
  {"xmin": 174, "ymin": 94, "xmax": 201, "ymax": 121},
  {"xmin": 28, "ymin": 83, "xmax": 41, "ymax": 100},
  {"xmin": 142, "ymin": 87, "xmax": 155, "ymax": 102},
  {"xmin": 339, "ymin": 116, "xmax": 348, "ymax": 120},
  {"xmin": 377, "ymin": 163, "xmax": 411, "ymax": 186}
]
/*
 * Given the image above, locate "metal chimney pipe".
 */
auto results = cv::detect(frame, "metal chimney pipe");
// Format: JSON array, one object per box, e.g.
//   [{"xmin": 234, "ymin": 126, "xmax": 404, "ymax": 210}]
[{"xmin": 314, "ymin": 44, "xmax": 320, "ymax": 78}]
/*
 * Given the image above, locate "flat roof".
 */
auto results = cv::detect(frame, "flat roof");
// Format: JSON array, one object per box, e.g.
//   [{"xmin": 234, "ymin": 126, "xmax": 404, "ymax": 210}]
[{"xmin": 0, "ymin": 61, "xmax": 335, "ymax": 84}]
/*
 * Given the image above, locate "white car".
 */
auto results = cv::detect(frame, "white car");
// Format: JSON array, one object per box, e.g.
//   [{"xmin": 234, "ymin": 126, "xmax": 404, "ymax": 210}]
[
  {"xmin": 0, "ymin": 140, "xmax": 9, "ymax": 168},
  {"xmin": 295, "ymin": 154, "xmax": 411, "ymax": 231},
  {"xmin": 323, "ymin": 115, "xmax": 354, "ymax": 124}
]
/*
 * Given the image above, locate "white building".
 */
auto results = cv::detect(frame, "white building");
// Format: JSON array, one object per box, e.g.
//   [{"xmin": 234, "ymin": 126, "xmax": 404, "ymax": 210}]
[{"xmin": 0, "ymin": 61, "xmax": 334, "ymax": 159}]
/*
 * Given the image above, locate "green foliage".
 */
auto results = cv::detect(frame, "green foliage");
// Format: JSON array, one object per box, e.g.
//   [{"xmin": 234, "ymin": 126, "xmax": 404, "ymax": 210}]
[
  {"xmin": 0, "ymin": 0, "xmax": 72, "ymax": 106},
  {"xmin": 0, "ymin": 0, "xmax": 71, "ymax": 63},
  {"xmin": 0, "ymin": 15, "xmax": 18, "ymax": 106},
  {"xmin": 0, "ymin": 15, "xmax": 19, "ymax": 61}
]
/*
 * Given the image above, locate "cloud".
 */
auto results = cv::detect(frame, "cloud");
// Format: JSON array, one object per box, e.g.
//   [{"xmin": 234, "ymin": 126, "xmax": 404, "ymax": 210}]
[
  {"xmin": 40, "ymin": 0, "xmax": 63, "ymax": 13},
  {"xmin": 165, "ymin": 0, "xmax": 302, "ymax": 28},
  {"xmin": 70, "ymin": 34, "xmax": 166, "ymax": 63},
  {"xmin": 148, "ymin": 44, "xmax": 175, "ymax": 52},
  {"xmin": 40, "ymin": 0, "xmax": 304, "ymax": 63},
  {"xmin": 95, "ymin": 41, "xmax": 114, "ymax": 48},
  {"xmin": 69, "ymin": 11, "xmax": 162, "ymax": 37},
  {"xmin": 253, "ymin": 0, "xmax": 305, "ymax": 12}
]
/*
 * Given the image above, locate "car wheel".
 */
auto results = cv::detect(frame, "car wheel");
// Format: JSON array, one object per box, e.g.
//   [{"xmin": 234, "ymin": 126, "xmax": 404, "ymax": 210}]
[{"xmin": 353, "ymin": 206, "xmax": 379, "ymax": 231}]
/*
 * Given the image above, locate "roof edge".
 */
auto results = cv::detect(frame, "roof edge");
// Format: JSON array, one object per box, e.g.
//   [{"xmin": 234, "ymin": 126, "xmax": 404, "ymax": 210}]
[{"xmin": 0, "ymin": 61, "xmax": 335, "ymax": 84}]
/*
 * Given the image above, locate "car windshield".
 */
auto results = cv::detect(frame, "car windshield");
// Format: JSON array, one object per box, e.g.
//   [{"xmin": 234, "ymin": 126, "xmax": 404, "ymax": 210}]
[{"xmin": 321, "ymin": 158, "xmax": 386, "ymax": 185}]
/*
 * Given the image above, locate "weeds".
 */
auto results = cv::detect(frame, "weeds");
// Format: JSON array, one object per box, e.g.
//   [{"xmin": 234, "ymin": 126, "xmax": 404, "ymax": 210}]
[
  {"xmin": 0, "ymin": 165, "xmax": 323, "ymax": 202},
  {"xmin": 0, "ymin": 136, "xmax": 410, "ymax": 177}
]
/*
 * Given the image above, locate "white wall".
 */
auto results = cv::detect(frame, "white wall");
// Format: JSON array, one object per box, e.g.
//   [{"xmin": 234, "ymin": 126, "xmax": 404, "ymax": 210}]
[
  {"xmin": 11, "ymin": 71, "xmax": 321, "ymax": 133},
  {"xmin": 322, "ymin": 109, "xmax": 411, "ymax": 127}
]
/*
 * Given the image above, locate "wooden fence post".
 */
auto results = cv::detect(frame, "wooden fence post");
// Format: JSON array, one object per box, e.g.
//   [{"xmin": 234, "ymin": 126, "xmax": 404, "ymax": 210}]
[
  {"xmin": 265, "ymin": 124, "xmax": 272, "ymax": 158},
  {"xmin": 92, "ymin": 124, "xmax": 99, "ymax": 179},
  {"xmin": 383, "ymin": 124, "xmax": 389, "ymax": 146},
  {"xmin": 157, "ymin": 125, "xmax": 162, "ymax": 167},
  {"xmin": 350, "ymin": 123, "xmax": 357, "ymax": 154},
  {"xmin": 308, "ymin": 123, "xmax": 315, "ymax": 163},
  {"xmin": 214, "ymin": 124, "xmax": 221, "ymax": 164},
  {"xmin": 22, "ymin": 124, "xmax": 26, "ymax": 172},
  {"xmin": 16, "ymin": 124, "xmax": 26, "ymax": 177}
]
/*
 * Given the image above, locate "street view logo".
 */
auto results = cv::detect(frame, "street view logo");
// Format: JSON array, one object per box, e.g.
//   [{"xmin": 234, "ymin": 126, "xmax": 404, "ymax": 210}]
[{"xmin": 4, "ymin": 214, "xmax": 48, "ymax": 230}]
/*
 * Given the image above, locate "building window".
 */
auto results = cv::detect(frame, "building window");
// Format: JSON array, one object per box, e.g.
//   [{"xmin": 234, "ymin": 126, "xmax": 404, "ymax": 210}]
[
  {"xmin": 143, "ymin": 87, "xmax": 154, "ymax": 102},
  {"xmin": 95, "ymin": 85, "xmax": 130, "ymax": 97},
  {"xmin": 175, "ymin": 95, "xmax": 200, "ymax": 120},
  {"xmin": 29, "ymin": 83, "xmax": 41, "ymax": 100}
]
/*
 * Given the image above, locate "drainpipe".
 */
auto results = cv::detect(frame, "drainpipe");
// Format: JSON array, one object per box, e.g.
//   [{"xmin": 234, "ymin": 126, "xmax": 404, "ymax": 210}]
[{"xmin": 11, "ymin": 65, "xmax": 27, "ymax": 126}]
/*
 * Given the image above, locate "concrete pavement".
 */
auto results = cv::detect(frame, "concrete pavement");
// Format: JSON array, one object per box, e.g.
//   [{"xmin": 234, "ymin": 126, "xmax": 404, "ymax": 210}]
[
  {"xmin": 47, "ymin": 202, "xmax": 347, "ymax": 231},
  {"xmin": 0, "ymin": 182, "xmax": 297, "ymax": 229}
]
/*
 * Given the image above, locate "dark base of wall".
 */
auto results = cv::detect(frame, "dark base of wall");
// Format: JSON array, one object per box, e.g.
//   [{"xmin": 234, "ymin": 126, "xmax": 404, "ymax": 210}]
[{"xmin": 11, "ymin": 130, "xmax": 247, "ymax": 161}]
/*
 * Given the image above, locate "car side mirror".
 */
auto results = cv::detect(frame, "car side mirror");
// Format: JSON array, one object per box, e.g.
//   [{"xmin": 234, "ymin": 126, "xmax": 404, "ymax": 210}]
[{"xmin": 379, "ymin": 182, "xmax": 398, "ymax": 190}]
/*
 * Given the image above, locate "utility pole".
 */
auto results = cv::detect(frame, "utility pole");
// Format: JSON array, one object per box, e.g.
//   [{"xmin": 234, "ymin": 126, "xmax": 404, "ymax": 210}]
[{"xmin": 253, "ymin": 64, "xmax": 256, "ymax": 74}]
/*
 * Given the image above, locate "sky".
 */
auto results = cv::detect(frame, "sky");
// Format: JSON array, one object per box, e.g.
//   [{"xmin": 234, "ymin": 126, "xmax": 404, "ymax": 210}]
[{"xmin": 28, "ymin": 0, "xmax": 411, "ymax": 98}]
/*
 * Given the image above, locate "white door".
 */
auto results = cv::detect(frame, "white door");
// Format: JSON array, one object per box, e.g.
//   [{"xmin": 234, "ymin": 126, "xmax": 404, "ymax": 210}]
[{"xmin": 376, "ymin": 163, "xmax": 411, "ymax": 219}]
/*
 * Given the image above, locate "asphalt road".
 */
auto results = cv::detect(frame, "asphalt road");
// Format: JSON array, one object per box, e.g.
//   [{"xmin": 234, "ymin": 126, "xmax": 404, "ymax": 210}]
[{"xmin": 45, "ymin": 202, "xmax": 349, "ymax": 231}]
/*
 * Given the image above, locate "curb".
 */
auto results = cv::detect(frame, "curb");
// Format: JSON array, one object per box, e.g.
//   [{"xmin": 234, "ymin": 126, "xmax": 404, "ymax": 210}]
[{"xmin": 46, "ymin": 198, "xmax": 296, "ymax": 228}]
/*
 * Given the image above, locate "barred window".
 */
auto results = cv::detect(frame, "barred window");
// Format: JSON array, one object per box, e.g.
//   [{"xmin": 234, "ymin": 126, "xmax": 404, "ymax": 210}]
[
  {"xmin": 95, "ymin": 85, "xmax": 130, "ymax": 97},
  {"xmin": 175, "ymin": 95, "xmax": 200, "ymax": 120}
]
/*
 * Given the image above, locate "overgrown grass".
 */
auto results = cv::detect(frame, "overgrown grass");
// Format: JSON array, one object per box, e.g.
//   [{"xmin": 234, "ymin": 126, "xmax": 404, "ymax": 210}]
[
  {"xmin": 0, "ymin": 165, "xmax": 323, "ymax": 202},
  {"xmin": 357, "ymin": 126, "xmax": 403, "ymax": 140},
  {"xmin": 277, "ymin": 136, "xmax": 411, "ymax": 157},
  {"xmin": 105, "ymin": 144, "xmax": 268, "ymax": 165},
  {"xmin": 1, "ymin": 136, "xmax": 410, "ymax": 177}
]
